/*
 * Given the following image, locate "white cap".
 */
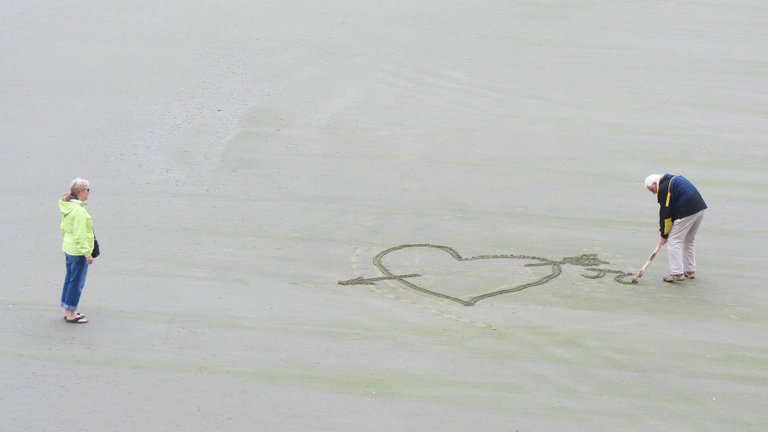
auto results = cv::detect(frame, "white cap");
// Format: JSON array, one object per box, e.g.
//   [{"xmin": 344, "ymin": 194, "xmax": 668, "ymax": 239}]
[{"xmin": 644, "ymin": 174, "xmax": 661, "ymax": 189}]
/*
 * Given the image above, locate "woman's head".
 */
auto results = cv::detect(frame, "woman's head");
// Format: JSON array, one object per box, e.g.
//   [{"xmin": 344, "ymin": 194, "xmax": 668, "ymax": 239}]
[{"xmin": 63, "ymin": 178, "xmax": 90, "ymax": 202}]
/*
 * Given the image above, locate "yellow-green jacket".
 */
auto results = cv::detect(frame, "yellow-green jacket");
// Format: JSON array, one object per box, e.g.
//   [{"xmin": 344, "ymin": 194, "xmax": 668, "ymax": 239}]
[{"xmin": 59, "ymin": 199, "xmax": 94, "ymax": 256}]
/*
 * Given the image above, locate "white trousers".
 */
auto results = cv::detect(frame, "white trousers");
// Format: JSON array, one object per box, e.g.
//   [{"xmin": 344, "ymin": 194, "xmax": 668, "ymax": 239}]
[{"xmin": 667, "ymin": 210, "xmax": 705, "ymax": 275}]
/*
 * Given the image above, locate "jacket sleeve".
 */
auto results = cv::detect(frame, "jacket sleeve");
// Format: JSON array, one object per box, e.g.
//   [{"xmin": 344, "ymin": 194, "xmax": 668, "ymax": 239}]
[
  {"xmin": 70, "ymin": 208, "xmax": 94, "ymax": 256},
  {"xmin": 658, "ymin": 179, "xmax": 674, "ymax": 238}
]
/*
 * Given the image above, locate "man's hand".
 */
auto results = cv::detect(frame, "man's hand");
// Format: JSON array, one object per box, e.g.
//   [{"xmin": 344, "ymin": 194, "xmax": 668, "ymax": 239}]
[{"xmin": 658, "ymin": 237, "xmax": 667, "ymax": 247}]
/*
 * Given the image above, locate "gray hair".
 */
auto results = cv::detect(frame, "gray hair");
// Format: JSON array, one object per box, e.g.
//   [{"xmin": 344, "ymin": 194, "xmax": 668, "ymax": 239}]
[
  {"xmin": 62, "ymin": 178, "xmax": 90, "ymax": 201},
  {"xmin": 644, "ymin": 174, "xmax": 661, "ymax": 189}
]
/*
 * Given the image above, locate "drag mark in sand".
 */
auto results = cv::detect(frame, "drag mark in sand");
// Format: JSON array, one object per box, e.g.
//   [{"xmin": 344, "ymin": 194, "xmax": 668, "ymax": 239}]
[
  {"xmin": 339, "ymin": 274, "xmax": 423, "ymax": 286},
  {"xmin": 339, "ymin": 244, "xmax": 636, "ymax": 306}
]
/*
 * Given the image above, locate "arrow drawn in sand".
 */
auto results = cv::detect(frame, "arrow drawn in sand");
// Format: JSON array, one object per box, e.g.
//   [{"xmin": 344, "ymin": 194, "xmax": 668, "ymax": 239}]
[
  {"xmin": 339, "ymin": 244, "xmax": 636, "ymax": 306},
  {"xmin": 338, "ymin": 273, "xmax": 422, "ymax": 286}
]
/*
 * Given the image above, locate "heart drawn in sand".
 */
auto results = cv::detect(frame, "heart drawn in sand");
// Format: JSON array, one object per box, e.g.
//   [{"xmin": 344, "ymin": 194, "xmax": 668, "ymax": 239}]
[
  {"xmin": 339, "ymin": 244, "xmax": 634, "ymax": 306},
  {"xmin": 363, "ymin": 244, "xmax": 563, "ymax": 306}
]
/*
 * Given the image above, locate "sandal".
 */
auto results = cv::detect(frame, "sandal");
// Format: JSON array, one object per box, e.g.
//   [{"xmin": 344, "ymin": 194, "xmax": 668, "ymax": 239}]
[{"xmin": 65, "ymin": 315, "xmax": 88, "ymax": 324}]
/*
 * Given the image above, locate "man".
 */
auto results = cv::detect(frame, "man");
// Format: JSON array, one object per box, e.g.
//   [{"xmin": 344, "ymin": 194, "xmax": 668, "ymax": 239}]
[{"xmin": 644, "ymin": 174, "xmax": 707, "ymax": 282}]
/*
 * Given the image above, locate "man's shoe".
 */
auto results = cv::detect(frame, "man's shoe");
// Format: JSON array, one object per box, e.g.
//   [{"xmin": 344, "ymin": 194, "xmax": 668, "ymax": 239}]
[
  {"xmin": 663, "ymin": 274, "xmax": 685, "ymax": 283},
  {"xmin": 684, "ymin": 272, "xmax": 695, "ymax": 279}
]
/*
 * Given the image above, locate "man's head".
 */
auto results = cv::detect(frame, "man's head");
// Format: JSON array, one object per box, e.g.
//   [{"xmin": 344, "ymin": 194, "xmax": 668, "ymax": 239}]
[{"xmin": 645, "ymin": 174, "xmax": 661, "ymax": 194}]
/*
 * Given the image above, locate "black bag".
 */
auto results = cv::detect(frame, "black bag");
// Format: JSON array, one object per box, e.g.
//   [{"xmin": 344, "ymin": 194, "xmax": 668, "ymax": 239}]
[{"xmin": 92, "ymin": 238, "xmax": 100, "ymax": 258}]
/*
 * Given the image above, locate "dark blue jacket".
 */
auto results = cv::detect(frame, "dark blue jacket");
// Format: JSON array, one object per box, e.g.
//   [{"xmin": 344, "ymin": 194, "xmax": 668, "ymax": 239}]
[{"xmin": 657, "ymin": 174, "xmax": 707, "ymax": 238}]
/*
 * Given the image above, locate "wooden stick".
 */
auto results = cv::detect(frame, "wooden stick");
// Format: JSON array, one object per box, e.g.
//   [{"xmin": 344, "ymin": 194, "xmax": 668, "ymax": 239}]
[{"xmin": 632, "ymin": 243, "xmax": 663, "ymax": 284}]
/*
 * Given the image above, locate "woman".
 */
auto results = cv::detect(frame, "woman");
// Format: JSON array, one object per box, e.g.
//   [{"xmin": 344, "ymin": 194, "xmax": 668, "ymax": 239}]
[{"xmin": 59, "ymin": 178, "xmax": 95, "ymax": 323}]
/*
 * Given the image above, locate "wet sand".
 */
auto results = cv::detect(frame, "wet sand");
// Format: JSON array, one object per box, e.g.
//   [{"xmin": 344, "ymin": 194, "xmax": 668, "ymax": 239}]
[{"xmin": 2, "ymin": 1, "xmax": 767, "ymax": 431}]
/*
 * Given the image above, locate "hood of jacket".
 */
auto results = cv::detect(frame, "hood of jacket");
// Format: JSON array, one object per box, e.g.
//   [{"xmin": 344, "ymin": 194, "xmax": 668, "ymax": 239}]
[{"xmin": 60, "ymin": 199, "xmax": 86, "ymax": 216}]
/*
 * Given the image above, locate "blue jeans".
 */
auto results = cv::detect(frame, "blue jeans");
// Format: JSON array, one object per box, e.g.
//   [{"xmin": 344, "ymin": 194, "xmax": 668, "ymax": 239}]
[{"xmin": 61, "ymin": 253, "xmax": 88, "ymax": 311}]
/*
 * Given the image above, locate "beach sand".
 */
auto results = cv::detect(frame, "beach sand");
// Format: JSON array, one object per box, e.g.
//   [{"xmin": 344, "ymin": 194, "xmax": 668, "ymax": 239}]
[{"xmin": 2, "ymin": 1, "xmax": 767, "ymax": 430}]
